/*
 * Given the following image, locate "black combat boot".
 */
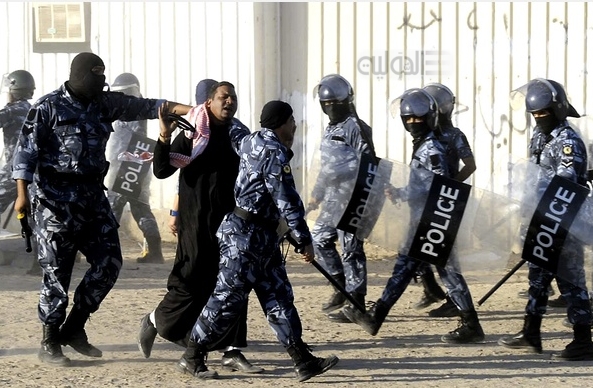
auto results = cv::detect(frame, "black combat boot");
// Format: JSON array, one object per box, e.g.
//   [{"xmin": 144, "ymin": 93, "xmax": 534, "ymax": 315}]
[
  {"xmin": 342, "ymin": 299, "xmax": 389, "ymax": 336},
  {"xmin": 414, "ymin": 266, "xmax": 446, "ymax": 310},
  {"xmin": 321, "ymin": 274, "xmax": 347, "ymax": 313},
  {"xmin": 39, "ymin": 324, "xmax": 71, "ymax": 366},
  {"xmin": 137, "ymin": 236, "xmax": 165, "ymax": 263},
  {"xmin": 498, "ymin": 314, "xmax": 543, "ymax": 353},
  {"xmin": 552, "ymin": 324, "xmax": 593, "ymax": 361},
  {"xmin": 327, "ymin": 292, "xmax": 365, "ymax": 323},
  {"xmin": 441, "ymin": 309, "xmax": 485, "ymax": 344},
  {"xmin": 428, "ymin": 296, "xmax": 461, "ymax": 318},
  {"xmin": 286, "ymin": 341, "xmax": 339, "ymax": 382},
  {"xmin": 177, "ymin": 340, "xmax": 218, "ymax": 379},
  {"xmin": 60, "ymin": 306, "xmax": 102, "ymax": 357}
]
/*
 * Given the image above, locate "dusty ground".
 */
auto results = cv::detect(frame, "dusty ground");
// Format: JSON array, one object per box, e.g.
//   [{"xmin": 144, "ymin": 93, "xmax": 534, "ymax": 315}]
[{"xmin": 1, "ymin": 230, "xmax": 593, "ymax": 388}]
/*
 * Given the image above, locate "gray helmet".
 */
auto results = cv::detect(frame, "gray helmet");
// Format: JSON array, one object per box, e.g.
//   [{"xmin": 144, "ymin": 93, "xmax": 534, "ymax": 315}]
[
  {"xmin": 398, "ymin": 88, "xmax": 439, "ymax": 130},
  {"xmin": 314, "ymin": 74, "xmax": 354, "ymax": 103},
  {"xmin": 3, "ymin": 70, "xmax": 35, "ymax": 100},
  {"xmin": 423, "ymin": 83, "xmax": 455, "ymax": 119},
  {"xmin": 524, "ymin": 78, "xmax": 579, "ymax": 120},
  {"xmin": 111, "ymin": 72, "xmax": 141, "ymax": 97}
]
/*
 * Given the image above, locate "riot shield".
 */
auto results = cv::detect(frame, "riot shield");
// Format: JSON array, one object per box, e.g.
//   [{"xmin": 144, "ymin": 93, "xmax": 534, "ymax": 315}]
[
  {"xmin": 365, "ymin": 159, "xmax": 472, "ymax": 271},
  {"xmin": 510, "ymin": 160, "xmax": 591, "ymax": 286},
  {"xmin": 105, "ymin": 125, "xmax": 156, "ymax": 204}
]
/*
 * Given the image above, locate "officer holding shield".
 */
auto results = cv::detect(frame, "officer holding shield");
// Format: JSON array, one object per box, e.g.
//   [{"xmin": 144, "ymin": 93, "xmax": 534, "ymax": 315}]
[
  {"xmin": 498, "ymin": 79, "xmax": 593, "ymax": 360},
  {"xmin": 343, "ymin": 88, "xmax": 485, "ymax": 344},
  {"xmin": 308, "ymin": 74, "xmax": 374, "ymax": 322}
]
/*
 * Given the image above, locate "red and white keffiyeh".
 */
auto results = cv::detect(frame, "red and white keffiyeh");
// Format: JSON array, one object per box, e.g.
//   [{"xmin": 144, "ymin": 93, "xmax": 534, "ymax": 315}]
[{"xmin": 169, "ymin": 103, "xmax": 210, "ymax": 168}]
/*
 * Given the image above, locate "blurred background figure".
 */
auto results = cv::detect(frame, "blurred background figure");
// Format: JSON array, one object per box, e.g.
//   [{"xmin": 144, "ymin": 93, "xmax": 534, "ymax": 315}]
[{"xmin": 106, "ymin": 72, "xmax": 164, "ymax": 263}]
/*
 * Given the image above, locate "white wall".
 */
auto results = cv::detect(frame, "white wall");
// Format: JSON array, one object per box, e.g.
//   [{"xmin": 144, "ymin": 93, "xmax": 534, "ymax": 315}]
[{"xmin": 2, "ymin": 2, "xmax": 592, "ymax": 242}]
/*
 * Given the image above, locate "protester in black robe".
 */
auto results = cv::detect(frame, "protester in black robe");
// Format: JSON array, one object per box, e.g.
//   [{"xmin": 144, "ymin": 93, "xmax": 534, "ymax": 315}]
[{"xmin": 137, "ymin": 81, "xmax": 262, "ymax": 373}]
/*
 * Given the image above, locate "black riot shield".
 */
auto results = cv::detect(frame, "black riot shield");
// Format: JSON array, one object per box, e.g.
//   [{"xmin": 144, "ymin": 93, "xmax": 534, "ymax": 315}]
[
  {"xmin": 108, "ymin": 132, "xmax": 156, "ymax": 200},
  {"xmin": 521, "ymin": 175, "xmax": 589, "ymax": 282},
  {"xmin": 366, "ymin": 159, "xmax": 472, "ymax": 270},
  {"xmin": 307, "ymin": 140, "xmax": 392, "ymax": 240}
]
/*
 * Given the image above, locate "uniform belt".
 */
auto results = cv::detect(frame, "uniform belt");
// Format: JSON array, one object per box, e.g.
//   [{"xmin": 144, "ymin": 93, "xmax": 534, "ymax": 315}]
[
  {"xmin": 42, "ymin": 173, "xmax": 104, "ymax": 184},
  {"xmin": 233, "ymin": 207, "xmax": 278, "ymax": 229}
]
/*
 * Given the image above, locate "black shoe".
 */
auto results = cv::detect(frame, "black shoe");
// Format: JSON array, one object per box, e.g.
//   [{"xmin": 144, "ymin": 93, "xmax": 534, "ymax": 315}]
[
  {"xmin": 342, "ymin": 303, "xmax": 385, "ymax": 336},
  {"xmin": 549, "ymin": 296, "xmax": 568, "ymax": 308},
  {"xmin": 551, "ymin": 341, "xmax": 593, "ymax": 361},
  {"xmin": 221, "ymin": 350, "xmax": 264, "ymax": 373},
  {"xmin": 60, "ymin": 329, "xmax": 102, "ymax": 357},
  {"xmin": 562, "ymin": 317, "xmax": 573, "ymax": 328},
  {"xmin": 441, "ymin": 311, "xmax": 485, "ymax": 344},
  {"xmin": 414, "ymin": 293, "xmax": 443, "ymax": 310},
  {"xmin": 498, "ymin": 332, "xmax": 543, "ymax": 353},
  {"xmin": 39, "ymin": 325, "xmax": 71, "ymax": 366},
  {"xmin": 138, "ymin": 314, "xmax": 158, "ymax": 358},
  {"xmin": 327, "ymin": 309, "xmax": 353, "ymax": 323},
  {"xmin": 294, "ymin": 355, "xmax": 339, "ymax": 382},
  {"xmin": 178, "ymin": 355, "xmax": 218, "ymax": 379},
  {"xmin": 321, "ymin": 292, "xmax": 347, "ymax": 314},
  {"xmin": 428, "ymin": 298, "xmax": 460, "ymax": 318}
]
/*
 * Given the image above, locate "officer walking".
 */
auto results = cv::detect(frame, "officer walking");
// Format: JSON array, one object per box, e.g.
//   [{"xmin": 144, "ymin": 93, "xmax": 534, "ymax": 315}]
[
  {"xmin": 0, "ymin": 70, "xmax": 39, "ymax": 274},
  {"xmin": 498, "ymin": 78, "xmax": 593, "ymax": 360},
  {"xmin": 308, "ymin": 74, "xmax": 374, "ymax": 322},
  {"xmin": 413, "ymin": 83, "xmax": 477, "ymax": 317},
  {"xmin": 168, "ymin": 100, "xmax": 339, "ymax": 381},
  {"xmin": 11, "ymin": 52, "xmax": 191, "ymax": 365},
  {"xmin": 343, "ymin": 88, "xmax": 486, "ymax": 344},
  {"xmin": 106, "ymin": 72, "xmax": 164, "ymax": 264}
]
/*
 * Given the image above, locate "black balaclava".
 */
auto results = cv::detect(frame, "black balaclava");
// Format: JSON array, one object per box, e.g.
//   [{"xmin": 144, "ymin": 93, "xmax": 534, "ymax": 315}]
[
  {"xmin": 402, "ymin": 116, "xmax": 431, "ymax": 141},
  {"xmin": 67, "ymin": 52, "xmax": 106, "ymax": 101},
  {"xmin": 260, "ymin": 100, "xmax": 293, "ymax": 129},
  {"xmin": 321, "ymin": 100, "xmax": 351, "ymax": 124},
  {"xmin": 534, "ymin": 109, "xmax": 560, "ymax": 135}
]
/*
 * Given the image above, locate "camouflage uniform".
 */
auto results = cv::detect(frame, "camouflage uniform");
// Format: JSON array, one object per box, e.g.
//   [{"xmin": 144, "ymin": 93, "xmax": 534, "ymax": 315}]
[
  {"xmin": 525, "ymin": 123, "xmax": 591, "ymax": 325},
  {"xmin": 190, "ymin": 127, "xmax": 312, "ymax": 348},
  {"xmin": 310, "ymin": 115, "xmax": 372, "ymax": 297},
  {"xmin": 11, "ymin": 83, "xmax": 164, "ymax": 325},
  {"xmin": 0, "ymin": 99, "xmax": 31, "ymax": 213},
  {"xmin": 105, "ymin": 119, "xmax": 161, "ymax": 245},
  {"xmin": 379, "ymin": 132, "xmax": 467, "ymax": 308},
  {"xmin": 438, "ymin": 123, "xmax": 474, "ymax": 177}
]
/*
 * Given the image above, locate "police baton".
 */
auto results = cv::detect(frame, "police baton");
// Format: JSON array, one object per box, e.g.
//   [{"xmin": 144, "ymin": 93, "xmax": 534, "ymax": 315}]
[
  {"xmin": 477, "ymin": 259, "xmax": 526, "ymax": 306},
  {"xmin": 309, "ymin": 259, "xmax": 366, "ymax": 314},
  {"xmin": 283, "ymin": 233, "xmax": 366, "ymax": 314},
  {"xmin": 17, "ymin": 212, "xmax": 33, "ymax": 253}
]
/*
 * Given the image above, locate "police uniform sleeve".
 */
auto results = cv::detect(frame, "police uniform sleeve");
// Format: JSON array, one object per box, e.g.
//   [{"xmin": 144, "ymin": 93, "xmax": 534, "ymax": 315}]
[
  {"xmin": 556, "ymin": 138, "xmax": 586, "ymax": 183},
  {"xmin": 11, "ymin": 106, "xmax": 44, "ymax": 182}
]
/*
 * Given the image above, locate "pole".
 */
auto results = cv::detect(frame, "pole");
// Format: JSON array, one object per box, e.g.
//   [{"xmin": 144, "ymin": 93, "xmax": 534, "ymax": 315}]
[{"xmin": 477, "ymin": 259, "xmax": 526, "ymax": 306}]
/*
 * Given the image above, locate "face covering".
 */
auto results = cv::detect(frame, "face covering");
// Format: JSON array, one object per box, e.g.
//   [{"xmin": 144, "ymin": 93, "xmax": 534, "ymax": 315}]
[
  {"xmin": 534, "ymin": 114, "xmax": 560, "ymax": 135},
  {"xmin": 321, "ymin": 101, "xmax": 351, "ymax": 124},
  {"xmin": 68, "ymin": 53, "xmax": 106, "ymax": 101}
]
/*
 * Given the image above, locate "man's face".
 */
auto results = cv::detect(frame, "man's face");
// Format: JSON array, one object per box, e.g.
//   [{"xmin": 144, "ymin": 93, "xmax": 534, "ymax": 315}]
[
  {"xmin": 207, "ymin": 85, "xmax": 238, "ymax": 123},
  {"xmin": 277, "ymin": 115, "xmax": 297, "ymax": 149}
]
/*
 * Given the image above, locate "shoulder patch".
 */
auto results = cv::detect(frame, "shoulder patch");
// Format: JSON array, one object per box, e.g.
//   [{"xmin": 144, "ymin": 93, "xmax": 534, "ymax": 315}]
[
  {"xmin": 562, "ymin": 144, "xmax": 573, "ymax": 155},
  {"xmin": 283, "ymin": 164, "xmax": 291, "ymax": 174}
]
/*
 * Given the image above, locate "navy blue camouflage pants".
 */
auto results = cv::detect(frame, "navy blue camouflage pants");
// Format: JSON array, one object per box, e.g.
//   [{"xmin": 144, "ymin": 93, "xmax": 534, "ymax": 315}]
[
  {"xmin": 34, "ymin": 192, "xmax": 123, "ymax": 326},
  {"xmin": 380, "ymin": 253, "xmax": 476, "ymax": 313},
  {"xmin": 311, "ymin": 221, "xmax": 367, "ymax": 295},
  {"xmin": 191, "ymin": 214, "xmax": 303, "ymax": 349}
]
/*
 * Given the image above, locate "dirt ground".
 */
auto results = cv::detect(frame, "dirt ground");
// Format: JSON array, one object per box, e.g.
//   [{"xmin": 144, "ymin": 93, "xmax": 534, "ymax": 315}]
[{"xmin": 1, "ymin": 231, "xmax": 593, "ymax": 388}]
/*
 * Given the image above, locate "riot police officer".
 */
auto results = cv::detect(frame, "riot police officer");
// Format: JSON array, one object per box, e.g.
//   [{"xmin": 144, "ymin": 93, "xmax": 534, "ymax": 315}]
[
  {"xmin": 413, "ymin": 83, "xmax": 477, "ymax": 317},
  {"xmin": 106, "ymin": 72, "xmax": 164, "ymax": 264},
  {"xmin": 0, "ymin": 70, "xmax": 39, "ymax": 274},
  {"xmin": 343, "ymin": 89, "xmax": 485, "ymax": 344},
  {"xmin": 498, "ymin": 79, "xmax": 593, "ymax": 360},
  {"xmin": 308, "ymin": 74, "xmax": 374, "ymax": 323}
]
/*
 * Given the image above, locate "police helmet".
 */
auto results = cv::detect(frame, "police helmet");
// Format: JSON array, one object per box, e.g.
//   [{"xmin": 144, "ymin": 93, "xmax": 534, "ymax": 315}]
[
  {"xmin": 524, "ymin": 78, "xmax": 579, "ymax": 120},
  {"xmin": 2, "ymin": 70, "xmax": 36, "ymax": 100},
  {"xmin": 111, "ymin": 72, "xmax": 141, "ymax": 97},
  {"xmin": 398, "ymin": 88, "xmax": 439, "ymax": 130},
  {"xmin": 423, "ymin": 83, "xmax": 455, "ymax": 119},
  {"xmin": 314, "ymin": 74, "xmax": 354, "ymax": 103}
]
